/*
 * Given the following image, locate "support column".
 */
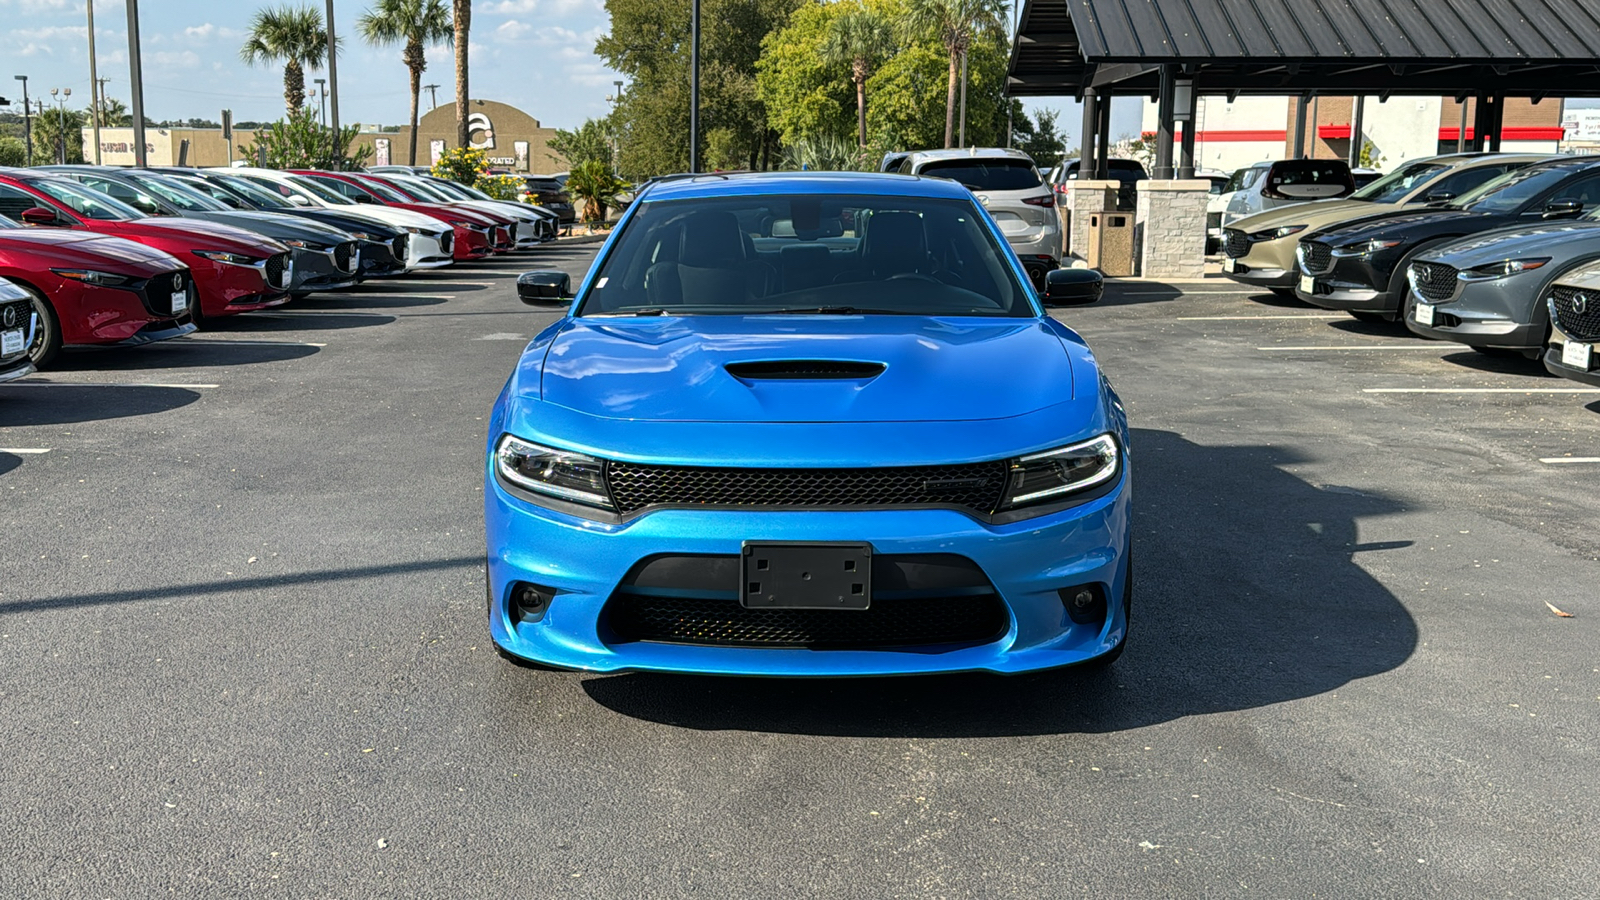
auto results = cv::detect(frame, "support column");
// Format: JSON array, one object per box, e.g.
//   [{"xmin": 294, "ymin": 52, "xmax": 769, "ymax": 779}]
[
  {"xmin": 1154, "ymin": 65, "xmax": 1175, "ymax": 179},
  {"xmin": 1079, "ymin": 87, "xmax": 1098, "ymax": 181},
  {"xmin": 1291, "ymin": 94, "xmax": 1308, "ymax": 158},
  {"xmin": 1095, "ymin": 95, "xmax": 1110, "ymax": 180},
  {"xmin": 1471, "ymin": 95, "xmax": 1492, "ymax": 152},
  {"xmin": 1348, "ymin": 95, "xmax": 1365, "ymax": 167},
  {"xmin": 1175, "ymin": 77, "xmax": 1195, "ymax": 178},
  {"xmin": 1135, "ymin": 178, "xmax": 1209, "ymax": 279},
  {"xmin": 1488, "ymin": 94, "xmax": 1504, "ymax": 151},
  {"xmin": 1457, "ymin": 98, "xmax": 1468, "ymax": 152}
]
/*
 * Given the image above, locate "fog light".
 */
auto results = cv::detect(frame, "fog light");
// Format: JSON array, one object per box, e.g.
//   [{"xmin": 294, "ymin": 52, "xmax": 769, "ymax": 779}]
[
  {"xmin": 511, "ymin": 582, "xmax": 555, "ymax": 624},
  {"xmin": 1058, "ymin": 583, "xmax": 1107, "ymax": 626}
]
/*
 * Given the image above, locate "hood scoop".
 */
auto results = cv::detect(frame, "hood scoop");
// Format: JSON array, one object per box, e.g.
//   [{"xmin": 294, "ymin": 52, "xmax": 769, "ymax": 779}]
[{"xmin": 725, "ymin": 360, "xmax": 887, "ymax": 380}]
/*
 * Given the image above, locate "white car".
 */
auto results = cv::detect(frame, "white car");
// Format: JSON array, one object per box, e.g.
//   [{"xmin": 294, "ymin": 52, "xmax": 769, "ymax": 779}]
[
  {"xmin": 897, "ymin": 148, "xmax": 1062, "ymax": 288},
  {"xmin": 207, "ymin": 167, "xmax": 456, "ymax": 270}
]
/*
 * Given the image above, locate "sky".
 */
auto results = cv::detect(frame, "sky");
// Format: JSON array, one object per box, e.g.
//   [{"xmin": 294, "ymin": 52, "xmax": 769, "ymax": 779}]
[{"xmin": 1, "ymin": 0, "xmax": 624, "ymax": 130}]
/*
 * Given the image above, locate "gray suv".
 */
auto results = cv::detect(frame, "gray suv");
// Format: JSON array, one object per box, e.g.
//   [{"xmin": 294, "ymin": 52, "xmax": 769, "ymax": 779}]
[{"xmin": 899, "ymin": 148, "xmax": 1061, "ymax": 287}]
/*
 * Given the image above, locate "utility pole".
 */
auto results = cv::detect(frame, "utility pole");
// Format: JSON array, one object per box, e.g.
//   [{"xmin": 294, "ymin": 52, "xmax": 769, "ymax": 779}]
[
  {"xmin": 87, "ymin": 0, "xmax": 102, "ymax": 164},
  {"xmin": 609, "ymin": 80, "xmax": 624, "ymax": 178},
  {"xmin": 689, "ymin": 0, "xmax": 700, "ymax": 172},
  {"xmin": 314, "ymin": 77, "xmax": 327, "ymax": 126},
  {"xmin": 958, "ymin": 49, "xmax": 968, "ymax": 148},
  {"xmin": 424, "ymin": 83, "xmax": 439, "ymax": 109},
  {"xmin": 13, "ymin": 76, "xmax": 31, "ymax": 165},
  {"xmin": 126, "ymin": 0, "xmax": 147, "ymax": 167},
  {"xmin": 324, "ymin": 0, "xmax": 341, "ymax": 171}
]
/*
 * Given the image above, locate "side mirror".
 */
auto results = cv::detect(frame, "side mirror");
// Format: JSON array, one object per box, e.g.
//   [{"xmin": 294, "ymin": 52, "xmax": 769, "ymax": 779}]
[
  {"xmin": 288, "ymin": 194, "xmax": 311, "ymax": 207},
  {"xmin": 20, "ymin": 207, "xmax": 61, "ymax": 227},
  {"xmin": 352, "ymin": 194, "xmax": 376, "ymax": 204},
  {"xmin": 1543, "ymin": 198, "xmax": 1584, "ymax": 219},
  {"xmin": 1421, "ymin": 191, "xmax": 1455, "ymax": 203},
  {"xmin": 517, "ymin": 270, "xmax": 573, "ymax": 306},
  {"xmin": 1041, "ymin": 267, "xmax": 1103, "ymax": 306}
]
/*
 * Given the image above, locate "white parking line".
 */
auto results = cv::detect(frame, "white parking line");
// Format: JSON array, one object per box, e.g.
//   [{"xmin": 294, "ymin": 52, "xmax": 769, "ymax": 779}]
[
  {"xmin": 1540, "ymin": 457, "xmax": 1600, "ymax": 464},
  {"xmin": 0, "ymin": 448, "xmax": 51, "ymax": 454},
  {"xmin": 1364, "ymin": 387, "xmax": 1600, "ymax": 394},
  {"xmin": 1179, "ymin": 314, "xmax": 1344, "ymax": 320},
  {"xmin": 253, "ymin": 311, "xmax": 389, "ymax": 318},
  {"xmin": 477, "ymin": 333, "xmax": 527, "ymax": 341},
  {"xmin": 6, "ymin": 381, "xmax": 219, "ymax": 389},
  {"xmin": 1260, "ymin": 345, "xmax": 1445, "ymax": 351},
  {"xmin": 169, "ymin": 339, "xmax": 328, "ymax": 348}
]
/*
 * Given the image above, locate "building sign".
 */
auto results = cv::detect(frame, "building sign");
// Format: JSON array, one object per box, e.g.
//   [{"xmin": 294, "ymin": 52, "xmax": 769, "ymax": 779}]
[
  {"xmin": 374, "ymin": 138, "xmax": 391, "ymax": 167},
  {"xmin": 430, "ymin": 139, "xmax": 446, "ymax": 165},
  {"xmin": 468, "ymin": 111, "xmax": 495, "ymax": 150},
  {"xmin": 1563, "ymin": 109, "xmax": 1600, "ymax": 142},
  {"xmin": 514, "ymin": 141, "xmax": 529, "ymax": 171}
]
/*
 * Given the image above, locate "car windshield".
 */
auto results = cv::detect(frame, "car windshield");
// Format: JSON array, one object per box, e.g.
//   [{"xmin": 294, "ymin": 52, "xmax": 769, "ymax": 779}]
[
  {"xmin": 28, "ymin": 178, "xmax": 143, "ymax": 220},
  {"xmin": 577, "ymin": 193, "xmax": 1032, "ymax": 318},
  {"xmin": 917, "ymin": 159, "xmax": 1041, "ymax": 192},
  {"xmin": 353, "ymin": 176, "xmax": 414, "ymax": 203},
  {"xmin": 130, "ymin": 174, "xmax": 232, "ymax": 212},
  {"xmin": 390, "ymin": 177, "xmax": 452, "ymax": 201},
  {"xmin": 205, "ymin": 174, "xmax": 294, "ymax": 209},
  {"xmin": 1350, "ymin": 161, "xmax": 1450, "ymax": 203},
  {"xmin": 284, "ymin": 175, "xmax": 356, "ymax": 205},
  {"xmin": 1453, "ymin": 165, "xmax": 1578, "ymax": 213},
  {"xmin": 428, "ymin": 179, "xmax": 478, "ymax": 200},
  {"xmin": 1221, "ymin": 168, "xmax": 1259, "ymax": 193}
]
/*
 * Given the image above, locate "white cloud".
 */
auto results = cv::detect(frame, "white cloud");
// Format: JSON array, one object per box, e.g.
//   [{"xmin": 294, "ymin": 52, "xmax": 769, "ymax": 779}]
[
  {"xmin": 495, "ymin": 20, "xmax": 532, "ymax": 41},
  {"xmin": 147, "ymin": 50, "xmax": 201, "ymax": 69},
  {"xmin": 488, "ymin": 0, "xmax": 538, "ymax": 12},
  {"xmin": 487, "ymin": 0, "xmax": 602, "ymax": 18}
]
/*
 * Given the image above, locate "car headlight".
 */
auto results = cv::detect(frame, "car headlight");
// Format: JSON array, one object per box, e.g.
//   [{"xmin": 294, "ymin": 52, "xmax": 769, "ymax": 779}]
[
  {"xmin": 50, "ymin": 268, "xmax": 133, "ymax": 287},
  {"xmin": 1248, "ymin": 224, "xmax": 1307, "ymax": 241},
  {"xmin": 193, "ymin": 249, "xmax": 258, "ymax": 265},
  {"xmin": 451, "ymin": 220, "xmax": 488, "ymax": 230},
  {"xmin": 999, "ymin": 434, "xmax": 1120, "ymax": 510},
  {"xmin": 1460, "ymin": 257, "xmax": 1550, "ymax": 280},
  {"xmin": 347, "ymin": 232, "xmax": 374, "ymax": 241},
  {"xmin": 1332, "ymin": 238, "xmax": 1403, "ymax": 258},
  {"xmin": 495, "ymin": 435, "xmax": 614, "ymax": 509},
  {"xmin": 282, "ymin": 239, "xmax": 331, "ymax": 251}
]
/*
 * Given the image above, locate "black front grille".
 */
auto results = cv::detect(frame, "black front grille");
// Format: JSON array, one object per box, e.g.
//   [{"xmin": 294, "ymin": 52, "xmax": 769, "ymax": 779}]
[
  {"xmin": 391, "ymin": 234, "xmax": 408, "ymax": 261},
  {"xmin": 439, "ymin": 230, "xmax": 454, "ymax": 254},
  {"xmin": 1223, "ymin": 228, "xmax": 1250, "ymax": 258},
  {"xmin": 333, "ymin": 242, "xmax": 355, "ymax": 273},
  {"xmin": 1551, "ymin": 286, "xmax": 1600, "ymax": 341},
  {"xmin": 605, "ymin": 460, "xmax": 1010, "ymax": 516},
  {"xmin": 1299, "ymin": 241, "xmax": 1333, "ymax": 274},
  {"xmin": 606, "ymin": 592, "xmax": 1008, "ymax": 648},
  {"xmin": 0, "ymin": 298, "xmax": 30, "ymax": 341},
  {"xmin": 134, "ymin": 269, "xmax": 189, "ymax": 317},
  {"xmin": 1411, "ymin": 261, "xmax": 1458, "ymax": 301},
  {"xmin": 264, "ymin": 253, "xmax": 288, "ymax": 289}
]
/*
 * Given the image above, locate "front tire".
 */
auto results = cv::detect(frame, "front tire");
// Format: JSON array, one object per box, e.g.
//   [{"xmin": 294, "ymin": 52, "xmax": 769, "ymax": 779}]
[{"xmin": 21, "ymin": 286, "xmax": 62, "ymax": 368}]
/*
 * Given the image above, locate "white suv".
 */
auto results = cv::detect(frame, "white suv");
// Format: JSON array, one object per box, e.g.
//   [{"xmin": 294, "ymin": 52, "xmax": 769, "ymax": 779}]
[{"xmin": 898, "ymin": 148, "xmax": 1060, "ymax": 288}]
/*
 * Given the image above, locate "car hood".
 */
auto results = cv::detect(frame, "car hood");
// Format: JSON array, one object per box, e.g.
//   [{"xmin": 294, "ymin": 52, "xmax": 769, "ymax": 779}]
[
  {"xmin": 1424, "ymin": 220, "xmax": 1600, "ymax": 263},
  {"xmin": 281, "ymin": 209, "xmax": 400, "ymax": 238},
  {"xmin": 1551, "ymin": 258, "xmax": 1600, "ymax": 292},
  {"xmin": 1229, "ymin": 199, "xmax": 1401, "ymax": 236},
  {"xmin": 1310, "ymin": 208, "xmax": 1497, "ymax": 246},
  {"xmin": 109, "ymin": 217, "xmax": 289, "ymax": 255},
  {"xmin": 0, "ymin": 229, "xmax": 184, "ymax": 273},
  {"xmin": 319, "ymin": 203, "xmax": 448, "ymax": 231},
  {"xmin": 452, "ymin": 199, "xmax": 537, "ymax": 221},
  {"xmin": 196, "ymin": 210, "xmax": 354, "ymax": 242},
  {"xmin": 532, "ymin": 316, "xmax": 1076, "ymax": 424}
]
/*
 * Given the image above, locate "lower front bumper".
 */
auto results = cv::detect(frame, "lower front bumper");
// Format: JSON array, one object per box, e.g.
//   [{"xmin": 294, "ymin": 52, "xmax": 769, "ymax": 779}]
[
  {"xmin": 1297, "ymin": 278, "xmax": 1393, "ymax": 312},
  {"xmin": 1544, "ymin": 344, "xmax": 1600, "ymax": 386},
  {"xmin": 486, "ymin": 473, "xmax": 1132, "ymax": 676},
  {"xmin": 96, "ymin": 319, "xmax": 196, "ymax": 348},
  {"xmin": 1405, "ymin": 303, "xmax": 1544, "ymax": 349},
  {"xmin": 0, "ymin": 357, "xmax": 35, "ymax": 384}
]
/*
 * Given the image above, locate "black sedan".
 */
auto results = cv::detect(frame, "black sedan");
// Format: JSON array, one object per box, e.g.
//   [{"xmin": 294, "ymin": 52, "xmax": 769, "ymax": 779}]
[
  {"xmin": 40, "ymin": 166, "xmax": 363, "ymax": 298},
  {"xmin": 1294, "ymin": 157, "xmax": 1600, "ymax": 321},
  {"xmin": 149, "ymin": 168, "xmax": 410, "ymax": 280}
]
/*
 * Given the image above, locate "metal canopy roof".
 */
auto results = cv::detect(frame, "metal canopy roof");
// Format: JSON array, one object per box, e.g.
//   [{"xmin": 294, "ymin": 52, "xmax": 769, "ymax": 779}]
[{"xmin": 1010, "ymin": 0, "xmax": 1600, "ymax": 97}]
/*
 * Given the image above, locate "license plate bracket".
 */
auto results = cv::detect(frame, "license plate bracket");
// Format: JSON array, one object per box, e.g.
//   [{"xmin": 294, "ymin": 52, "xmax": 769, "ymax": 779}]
[
  {"xmin": 0, "ymin": 328, "xmax": 21, "ymax": 357},
  {"xmin": 1299, "ymin": 274, "xmax": 1316, "ymax": 294},
  {"xmin": 1562, "ymin": 339, "xmax": 1593, "ymax": 370},
  {"xmin": 741, "ymin": 542, "xmax": 872, "ymax": 610},
  {"xmin": 1221, "ymin": 257, "xmax": 1236, "ymax": 273},
  {"xmin": 1415, "ymin": 302, "xmax": 1435, "ymax": 326}
]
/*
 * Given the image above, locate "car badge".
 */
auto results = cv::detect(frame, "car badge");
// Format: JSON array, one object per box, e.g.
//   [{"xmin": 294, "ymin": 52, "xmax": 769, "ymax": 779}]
[
  {"xmin": 173, "ymin": 273, "xmax": 184, "ymax": 292},
  {"xmin": 976, "ymin": 194, "xmax": 990, "ymax": 206},
  {"xmin": 1573, "ymin": 294, "xmax": 1589, "ymax": 315},
  {"xmin": 2, "ymin": 305, "xmax": 16, "ymax": 328}
]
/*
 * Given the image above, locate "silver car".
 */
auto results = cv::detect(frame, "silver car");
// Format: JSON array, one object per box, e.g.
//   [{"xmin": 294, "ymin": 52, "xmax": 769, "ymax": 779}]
[
  {"xmin": 1405, "ymin": 218, "xmax": 1600, "ymax": 357},
  {"xmin": 898, "ymin": 148, "xmax": 1061, "ymax": 288},
  {"xmin": 1224, "ymin": 158, "xmax": 1357, "ymax": 224}
]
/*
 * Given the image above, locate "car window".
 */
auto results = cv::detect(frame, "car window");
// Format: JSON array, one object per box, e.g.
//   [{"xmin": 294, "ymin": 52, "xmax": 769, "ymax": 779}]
[
  {"xmin": 0, "ymin": 184, "xmax": 46, "ymax": 221},
  {"xmin": 1550, "ymin": 174, "xmax": 1600, "ymax": 211},
  {"xmin": 303, "ymin": 175, "xmax": 371, "ymax": 201},
  {"xmin": 75, "ymin": 175, "xmax": 166, "ymax": 215},
  {"xmin": 916, "ymin": 159, "xmax": 1042, "ymax": 192},
  {"xmin": 132, "ymin": 175, "xmax": 232, "ymax": 212},
  {"xmin": 215, "ymin": 175, "xmax": 293, "ymax": 208},
  {"xmin": 1350, "ymin": 161, "xmax": 1449, "ymax": 203},
  {"xmin": 1457, "ymin": 165, "xmax": 1585, "ymax": 214},
  {"xmin": 355, "ymin": 176, "xmax": 415, "ymax": 202},
  {"xmin": 28, "ymin": 178, "xmax": 143, "ymax": 220},
  {"xmin": 1423, "ymin": 165, "xmax": 1519, "ymax": 202},
  {"xmin": 577, "ymin": 193, "xmax": 1031, "ymax": 318},
  {"xmin": 1266, "ymin": 160, "xmax": 1352, "ymax": 186},
  {"xmin": 284, "ymin": 175, "xmax": 357, "ymax": 205}
]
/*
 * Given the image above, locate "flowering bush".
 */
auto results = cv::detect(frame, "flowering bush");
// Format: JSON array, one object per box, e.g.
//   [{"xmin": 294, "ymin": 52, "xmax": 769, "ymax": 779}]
[
  {"xmin": 476, "ymin": 174, "xmax": 525, "ymax": 202},
  {"xmin": 431, "ymin": 146, "xmax": 489, "ymax": 186}
]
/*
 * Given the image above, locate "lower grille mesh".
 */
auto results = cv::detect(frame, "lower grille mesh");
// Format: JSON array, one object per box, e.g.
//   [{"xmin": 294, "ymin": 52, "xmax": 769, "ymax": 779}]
[
  {"xmin": 1552, "ymin": 286, "xmax": 1600, "ymax": 341},
  {"xmin": 1299, "ymin": 240, "xmax": 1333, "ymax": 274},
  {"xmin": 606, "ymin": 592, "xmax": 1008, "ymax": 648},
  {"xmin": 1223, "ymin": 229, "xmax": 1250, "ymax": 258},
  {"xmin": 264, "ymin": 253, "xmax": 288, "ymax": 289},
  {"xmin": 1411, "ymin": 262, "xmax": 1458, "ymax": 301},
  {"xmin": 333, "ymin": 242, "xmax": 355, "ymax": 272}
]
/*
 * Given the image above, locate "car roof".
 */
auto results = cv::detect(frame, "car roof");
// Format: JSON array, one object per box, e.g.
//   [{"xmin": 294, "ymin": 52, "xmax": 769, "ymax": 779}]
[
  {"xmin": 903, "ymin": 148, "xmax": 1033, "ymax": 166},
  {"xmin": 638, "ymin": 170, "xmax": 976, "ymax": 203}
]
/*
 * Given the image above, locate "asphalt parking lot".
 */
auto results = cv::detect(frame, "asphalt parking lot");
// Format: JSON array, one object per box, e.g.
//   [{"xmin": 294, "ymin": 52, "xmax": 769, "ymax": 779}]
[{"xmin": 2, "ymin": 250, "xmax": 1597, "ymax": 897}]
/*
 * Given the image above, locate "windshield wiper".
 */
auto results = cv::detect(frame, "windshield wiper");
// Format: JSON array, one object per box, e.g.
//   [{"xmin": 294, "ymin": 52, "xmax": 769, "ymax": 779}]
[{"xmin": 762, "ymin": 306, "xmax": 903, "ymax": 315}]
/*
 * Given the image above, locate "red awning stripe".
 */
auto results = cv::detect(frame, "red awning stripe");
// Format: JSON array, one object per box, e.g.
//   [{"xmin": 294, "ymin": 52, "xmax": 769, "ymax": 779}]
[{"xmin": 1141, "ymin": 129, "xmax": 1288, "ymax": 142}]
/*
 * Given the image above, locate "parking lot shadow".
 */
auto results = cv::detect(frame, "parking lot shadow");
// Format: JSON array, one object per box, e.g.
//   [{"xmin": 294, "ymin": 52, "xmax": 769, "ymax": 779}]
[
  {"xmin": 1439, "ymin": 350, "xmax": 1556, "ymax": 377},
  {"xmin": 1096, "ymin": 281, "xmax": 1183, "ymax": 308},
  {"xmin": 312, "ymin": 294, "xmax": 450, "ymax": 310},
  {"xmin": 0, "ymin": 384, "xmax": 202, "ymax": 427},
  {"xmin": 204, "ymin": 312, "xmax": 397, "ymax": 332},
  {"xmin": 50, "ymin": 341, "xmax": 319, "ymax": 371},
  {"xmin": 0, "ymin": 452, "xmax": 20, "ymax": 478},
  {"xmin": 581, "ymin": 428, "xmax": 1420, "ymax": 737}
]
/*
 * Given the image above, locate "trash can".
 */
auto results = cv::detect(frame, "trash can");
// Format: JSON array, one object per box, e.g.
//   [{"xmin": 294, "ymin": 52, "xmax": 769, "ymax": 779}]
[{"xmin": 1086, "ymin": 213, "xmax": 1134, "ymax": 277}]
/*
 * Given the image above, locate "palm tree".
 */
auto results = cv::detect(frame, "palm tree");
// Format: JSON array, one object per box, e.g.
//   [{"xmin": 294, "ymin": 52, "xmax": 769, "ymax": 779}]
[
  {"xmin": 822, "ymin": 4, "xmax": 893, "ymax": 149},
  {"xmin": 358, "ymin": 0, "xmax": 453, "ymax": 165},
  {"xmin": 903, "ymin": 0, "xmax": 1006, "ymax": 148},
  {"xmin": 452, "ymin": 0, "xmax": 471, "ymax": 148},
  {"xmin": 240, "ymin": 5, "xmax": 339, "ymax": 114}
]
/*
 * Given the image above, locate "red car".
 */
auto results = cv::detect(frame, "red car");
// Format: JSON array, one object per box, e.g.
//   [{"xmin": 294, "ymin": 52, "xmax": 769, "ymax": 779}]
[
  {"xmin": 291, "ymin": 171, "xmax": 511, "ymax": 260},
  {"xmin": 0, "ymin": 170, "xmax": 292, "ymax": 324},
  {"xmin": 0, "ymin": 215, "xmax": 195, "ymax": 367}
]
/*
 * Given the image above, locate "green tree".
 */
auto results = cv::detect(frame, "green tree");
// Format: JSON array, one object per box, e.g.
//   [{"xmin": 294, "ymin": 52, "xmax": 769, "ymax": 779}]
[
  {"xmin": 240, "ymin": 5, "xmax": 339, "ymax": 114},
  {"xmin": 754, "ymin": 1, "xmax": 854, "ymax": 147},
  {"xmin": 432, "ymin": 145, "xmax": 488, "ymax": 184},
  {"xmin": 821, "ymin": 3, "xmax": 893, "ymax": 147},
  {"xmin": 33, "ymin": 107, "xmax": 86, "ymax": 164},
  {"xmin": 240, "ymin": 107, "xmax": 372, "ymax": 169},
  {"xmin": 565, "ymin": 159, "xmax": 626, "ymax": 225},
  {"xmin": 1013, "ymin": 106, "xmax": 1065, "ymax": 168},
  {"xmin": 902, "ymin": 0, "xmax": 1006, "ymax": 148},
  {"xmin": 0, "ymin": 136, "xmax": 26, "ymax": 167},
  {"xmin": 453, "ymin": 0, "xmax": 471, "ymax": 148},
  {"xmin": 89, "ymin": 97, "xmax": 130, "ymax": 128},
  {"xmin": 864, "ymin": 23, "xmax": 1008, "ymax": 151},
  {"xmin": 549, "ymin": 118, "xmax": 613, "ymax": 170},
  {"xmin": 358, "ymin": 0, "xmax": 453, "ymax": 166}
]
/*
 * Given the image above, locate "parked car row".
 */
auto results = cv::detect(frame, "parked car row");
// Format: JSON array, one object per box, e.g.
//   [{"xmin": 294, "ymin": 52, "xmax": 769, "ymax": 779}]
[
  {"xmin": 0, "ymin": 164, "xmax": 566, "ymax": 368},
  {"xmin": 1220, "ymin": 152, "xmax": 1600, "ymax": 390}
]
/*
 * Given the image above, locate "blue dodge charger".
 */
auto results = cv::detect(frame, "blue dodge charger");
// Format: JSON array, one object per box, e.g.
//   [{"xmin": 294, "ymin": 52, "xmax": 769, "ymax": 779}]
[{"xmin": 485, "ymin": 171, "xmax": 1131, "ymax": 676}]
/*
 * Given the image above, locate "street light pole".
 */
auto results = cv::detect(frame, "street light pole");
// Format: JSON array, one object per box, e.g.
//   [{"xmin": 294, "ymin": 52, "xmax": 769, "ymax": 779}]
[
  {"xmin": 87, "ymin": 0, "xmax": 102, "ymax": 164},
  {"xmin": 610, "ymin": 80, "xmax": 623, "ymax": 178},
  {"xmin": 324, "ymin": 0, "xmax": 341, "ymax": 171},
  {"xmin": 689, "ymin": 0, "xmax": 700, "ymax": 173},
  {"xmin": 126, "ymin": 0, "xmax": 147, "ymax": 168},
  {"xmin": 315, "ymin": 77, "xmax": 327, "ymax": 127},
  {"xmin": 13, "ymin": 76, "xmax": 31, "ymax": 165},
  {"xmin": 50, "ymin": 88, "xmax": 72, "ymax": 163}
]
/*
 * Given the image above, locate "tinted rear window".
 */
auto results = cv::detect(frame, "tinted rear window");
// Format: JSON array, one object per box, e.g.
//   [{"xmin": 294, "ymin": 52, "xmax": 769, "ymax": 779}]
[
  {"xmin": 918, "ymin": 160, "xmax": 1041, "ymax": 192},
  {"xmin": 1267, "ymin": 160, "xmax": 1352, "ymax": 187}
]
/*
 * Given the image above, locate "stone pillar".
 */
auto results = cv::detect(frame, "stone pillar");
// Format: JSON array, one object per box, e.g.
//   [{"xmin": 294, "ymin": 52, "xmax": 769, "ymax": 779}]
[
  {"xmin": 1134, "ymin": 180, "xmax": 1210, "ymax": 279},
  {"xmin": 1065, "ymin": 179, "xmax": 1118, "ymax": 261}
]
